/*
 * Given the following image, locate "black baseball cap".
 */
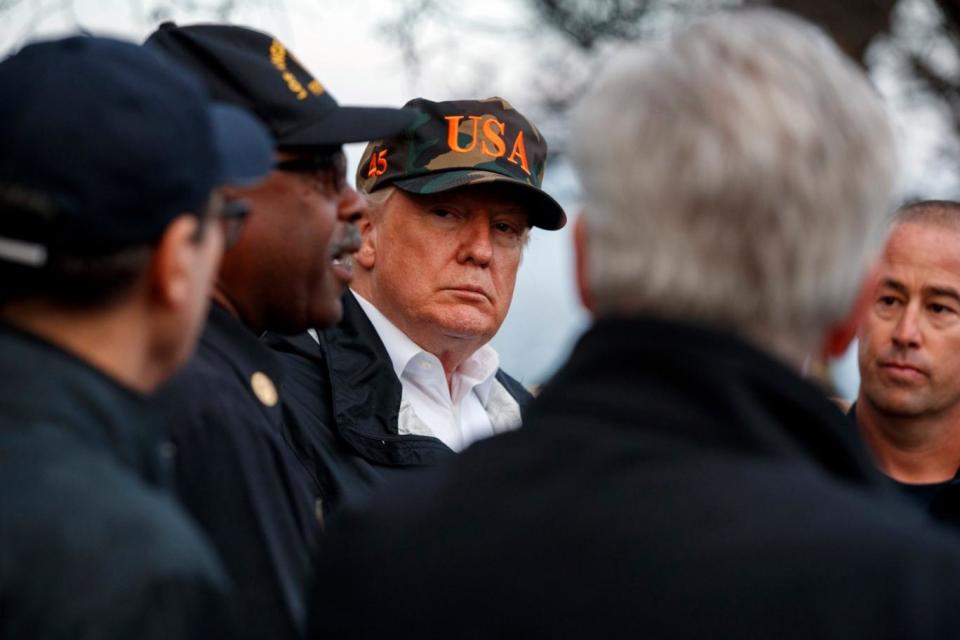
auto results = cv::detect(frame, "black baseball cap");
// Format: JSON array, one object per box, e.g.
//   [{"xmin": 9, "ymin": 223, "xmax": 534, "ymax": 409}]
[
  {"xmin": 145, "ymin": 23, "xmax": 416, "ymax": 148},
  {"xmin": 0, "ymin": 35, "xmax": 274, "ymax": 267}
]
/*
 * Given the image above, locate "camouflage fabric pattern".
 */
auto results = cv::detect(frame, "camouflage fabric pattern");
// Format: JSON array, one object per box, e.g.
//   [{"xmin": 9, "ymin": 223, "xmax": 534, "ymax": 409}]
[{"xmin": 356, "ymin": 97, "xmax": 565, "ymax": 230}]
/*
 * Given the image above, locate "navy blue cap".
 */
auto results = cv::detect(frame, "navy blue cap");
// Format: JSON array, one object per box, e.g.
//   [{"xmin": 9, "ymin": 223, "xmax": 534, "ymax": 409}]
[
  {"xmin": 0, "ymin": 35, "xmax": 274, "ymax": 267},
  {"xmin": 144, "ymin": 23, "xmax": 416, "ymax": 148}
]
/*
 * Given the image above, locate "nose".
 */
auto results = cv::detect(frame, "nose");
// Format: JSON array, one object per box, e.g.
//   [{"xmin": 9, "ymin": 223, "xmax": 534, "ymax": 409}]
[
  {"xmin": 457, "ymin": 216, "xmax": 493, "ymax": 266},
  {"xmin": 891, "ymin": 303, "xmax": 922, "ymax": 349},
  {"xmin": 338, "ymin": 185, "xmax": 366, "ymax": 224}
]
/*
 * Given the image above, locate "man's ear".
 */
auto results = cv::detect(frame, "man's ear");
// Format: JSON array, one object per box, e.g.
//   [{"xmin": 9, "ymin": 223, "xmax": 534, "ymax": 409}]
[
  {"xmin": 354, "ymin": 210, "xmax": 377, "ymax": 270},
  {"xmin": 821, "ymin": 262, "xmax": 878, "ymax": 359},
  {"xmin": 574, "ymin": 214, "xmax": 596, "ymax": 314},
  {"xmin": 148, "ymin": 214, "xmax": 202, "ymax": 310}
]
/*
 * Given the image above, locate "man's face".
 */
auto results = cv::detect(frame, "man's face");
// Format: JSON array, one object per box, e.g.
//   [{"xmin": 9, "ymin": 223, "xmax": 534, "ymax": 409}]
[
  {"xmin": 356, "ymin": 184, "xmax": 529, "ymax": 352},
  {"xmin": 218, "ymin": 150, "xmax": 364, "ymax": 333},
  {"xmin": 857, "ymin": 222, "xmax": 960, "ymax": 419},
  {"xmin": 160, "ymin": 192, "xmax": 228, "ymax": 384}
]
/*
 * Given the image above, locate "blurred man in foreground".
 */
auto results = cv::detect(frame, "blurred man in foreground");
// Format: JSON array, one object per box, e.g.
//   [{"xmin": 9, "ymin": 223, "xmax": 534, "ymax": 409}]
[
  {"xmin": 309, "ymin": 10, "xmax": 960, "ymax": 639},
  {"xmin": 0, "ymin": 35, "xmax": 272, "ymax": 638},
  {"xmin": 267, "ymin": 97, "xmax": 565, "ymax": 511},
  {"xmin": 146, "ymin": 23, "xmax": 412, "ymax": 639},
  {"xmin": 855, "ymin": 200, "xmax": 960, "ymax": 526}
]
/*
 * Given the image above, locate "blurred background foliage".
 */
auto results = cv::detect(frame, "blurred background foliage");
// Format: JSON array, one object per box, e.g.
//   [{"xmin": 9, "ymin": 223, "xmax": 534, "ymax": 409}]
[
  {"xmin": 6, "ymin": 0, "xmax": 960, "ymax": 195},
  {"xmin": 379, "ymin": 0, "xmax": 960, "ymax": 199}
]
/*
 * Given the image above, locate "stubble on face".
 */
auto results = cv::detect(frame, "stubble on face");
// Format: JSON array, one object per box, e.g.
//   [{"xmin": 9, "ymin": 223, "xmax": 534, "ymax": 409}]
[{"xmin": 857, "ymin": 222, "xmax": 960, "ymax": 421}]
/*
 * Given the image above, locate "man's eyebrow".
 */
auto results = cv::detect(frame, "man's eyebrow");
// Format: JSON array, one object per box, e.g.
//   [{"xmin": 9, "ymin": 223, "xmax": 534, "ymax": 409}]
[
  {"xmin": 878, "ymin": 278, "xmax": 908, "ymax": 295},
  {"xmin": 925, "ymin": 285, "xmax": 960, "ymax": 302}
]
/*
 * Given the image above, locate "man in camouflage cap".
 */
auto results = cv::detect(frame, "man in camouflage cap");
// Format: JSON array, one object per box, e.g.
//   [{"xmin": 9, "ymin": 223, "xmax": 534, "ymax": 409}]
[{"xmin": 266, "ymin": 97, "xmax": 565, "ymax": 511}]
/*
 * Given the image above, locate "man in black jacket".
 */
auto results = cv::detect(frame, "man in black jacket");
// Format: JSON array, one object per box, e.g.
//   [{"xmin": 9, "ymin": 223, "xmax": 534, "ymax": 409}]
[
  {"xmin": 0, "ymin": 35, "xmax": 273, "ymax": 638},
  {"xmin": 266, "ymin": 97, "xmax": 565, "ymax": 511},
  {"xmin": 309, "ymin": 10, "xmax": 960, "ymax": 639},
  {"xmin": 146, "ymin": 23, "xmax": 413, "ymax": 640}
]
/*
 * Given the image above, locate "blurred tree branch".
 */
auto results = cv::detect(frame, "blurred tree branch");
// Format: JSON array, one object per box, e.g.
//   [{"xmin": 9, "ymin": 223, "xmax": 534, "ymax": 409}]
[
  {"xmin": 377, "ymin": 0, "xmax": 960, "ymax": 187},
  {"xmin": 760, "ymin": 0, "xmax": 898, "ymax": 62},
  {"xmin": 535, "ymin": 0, "xmax": 652, "ymax": 49},
  {"xmin": 6, "ymin": 0, "xmax": 960, "ymax": 192},
  {"xmin": 1, "ymin": 0, "xmax": 253, "ymax": 53}
]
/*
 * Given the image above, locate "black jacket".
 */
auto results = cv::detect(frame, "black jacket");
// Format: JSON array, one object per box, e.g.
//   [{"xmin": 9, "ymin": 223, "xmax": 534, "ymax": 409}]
[
  {"xmin": 155, "ymin": 304, "xmax": 317, "ymax": 639},
  {"xmin": 0, "ymin": 323, "xmax": 234, "ymax": 639},
  {"xmin": 264, "ymin": 290, "xmax": 534, "ymax": 513},
  {"xmin": 310, "ymin": 317, "xmax": 960, "ymax": 639}
]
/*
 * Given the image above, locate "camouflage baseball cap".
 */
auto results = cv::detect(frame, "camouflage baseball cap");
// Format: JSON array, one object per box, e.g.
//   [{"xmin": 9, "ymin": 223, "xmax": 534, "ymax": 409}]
[{"xmin": 356, "ymin": 97, "xmax": 566, "ymax": 230}]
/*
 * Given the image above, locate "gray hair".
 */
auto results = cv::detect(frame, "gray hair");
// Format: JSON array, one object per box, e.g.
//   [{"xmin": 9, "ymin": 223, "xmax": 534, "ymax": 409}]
[
  {"xmin": 571, "ymin": 9, "xmax": 898, "ymax": 355},
  {"xmin": 362, "ymin": 185, "xmax": 397, "ymax": 215}
]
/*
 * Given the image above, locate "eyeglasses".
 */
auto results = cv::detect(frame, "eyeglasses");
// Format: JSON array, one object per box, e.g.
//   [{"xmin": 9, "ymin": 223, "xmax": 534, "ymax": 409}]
[
  {"xmin": 274, "ymin": 151, "xmax": 348, "ymax": 195},
  {"xmin": 215, "ymin": 198, "xmax": 250, "ymax": 248}
]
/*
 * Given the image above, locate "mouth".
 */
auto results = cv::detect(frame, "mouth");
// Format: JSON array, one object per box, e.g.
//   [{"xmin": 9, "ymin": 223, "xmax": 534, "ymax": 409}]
[
  {"xmin": 444, "ymin": 285, "xmax": 491, "ymax": 301},
  {"xmin": 331, "ymin": 252, "xmax": 352, "ymax": 280},
  {"xmin": 329, "ymin": 225, "xmax": 361, "ymax": 284},
  {"xmin": 879, "ymin": 360, "xmax": 927, "ymax": 379}
]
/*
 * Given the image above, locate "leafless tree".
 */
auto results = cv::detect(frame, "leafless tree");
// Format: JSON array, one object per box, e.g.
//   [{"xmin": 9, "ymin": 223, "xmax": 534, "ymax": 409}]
[
  {"xmin": 377, "ymin": 0, "xmax": 960, "ymax": 195},
  {"xmin": 5, "ymin": 0, "xmax": 960, "ymax": 194}
]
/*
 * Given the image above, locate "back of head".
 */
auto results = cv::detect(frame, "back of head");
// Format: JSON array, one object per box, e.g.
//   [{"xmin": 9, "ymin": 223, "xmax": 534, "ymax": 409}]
[
  {"xmin": 0, "ymin": 35, "xmax": 271, "ymax": 309},
  {"xmin": 571, "ymin": 9, "xmax": 897, "ymax": 353}
]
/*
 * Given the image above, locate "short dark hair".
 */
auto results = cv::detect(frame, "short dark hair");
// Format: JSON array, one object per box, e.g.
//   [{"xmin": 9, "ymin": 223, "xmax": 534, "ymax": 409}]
[
  {"xmin": 0, "ymin": 195, "xmax": 214, "ymax": 309},
  {"xmin": 0, "ymin": 243, "xmax": 153, "ymax": 309},
  {"xmin": 895, "ymin": 199, "xmax": 960, "ymax": 231}
]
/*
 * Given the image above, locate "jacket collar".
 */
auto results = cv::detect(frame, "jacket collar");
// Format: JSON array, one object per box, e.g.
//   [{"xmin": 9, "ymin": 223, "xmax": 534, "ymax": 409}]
[
  {"xmin": 535, "ymin": 315, "xmax": 886, "ymax": 488},
  {"xmin": 317, "ymin": 291, "xmax": 453, "ymax": 465},
  {"xmin": 0, "ymin": 321, "xmax": 167, "ymax": 482},
  {"xmin": 273, "ymin": 292, "xmax": 531, "ymax": 466},
  {"xmin": 195, "ymin": 303, "xmax": 287, "ymax": 425},
  {"xmin": 202, "ymin": 303, "xmax": 285, "ymax": 385}
]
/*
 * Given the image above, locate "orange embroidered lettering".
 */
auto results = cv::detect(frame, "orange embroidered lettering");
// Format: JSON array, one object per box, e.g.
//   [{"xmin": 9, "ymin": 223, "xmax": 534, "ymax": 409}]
[
  {"xmin": 480, "ymin": 118, "xmax": 506, "ymax": 157},
  {"xmin": 507, "ymin": 131, "xmax": 530, "ymax": 175},
  {"xmin": 367, "ymin": 150, "xmax": 388, "ymax": 178},
  {"xmin": 445, "ymin": 115, "xmax": 482, "ymax": 153},
  {"xmin": 269, "ymin": 40, "xmax": 286, "ymax": 71},
  {"xmin": 281, "ymin": 71, "xmax": 308, "ymax": 100}
]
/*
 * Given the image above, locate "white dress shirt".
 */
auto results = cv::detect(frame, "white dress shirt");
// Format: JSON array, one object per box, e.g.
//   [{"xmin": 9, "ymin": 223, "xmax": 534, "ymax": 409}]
[{"xmin": 352, "ymin": 292, "xmax": 516, "ymax": 452}]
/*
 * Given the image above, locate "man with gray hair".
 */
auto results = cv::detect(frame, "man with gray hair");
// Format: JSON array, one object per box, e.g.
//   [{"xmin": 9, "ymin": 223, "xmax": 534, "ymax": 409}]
[{"xmin": 308, "ymin": 10, "xmax": 960, "ymax": 639}]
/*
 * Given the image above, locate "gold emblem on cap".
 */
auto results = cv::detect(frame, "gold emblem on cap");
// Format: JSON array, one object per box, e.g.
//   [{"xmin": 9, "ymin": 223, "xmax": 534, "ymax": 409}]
[
  {"xmin": 250, "ymin": 371, "xmax": 278, "ymax": 407},
  {"xmin": 268, "ymin": 39, "xmax": 312, "ymax": 101}
]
